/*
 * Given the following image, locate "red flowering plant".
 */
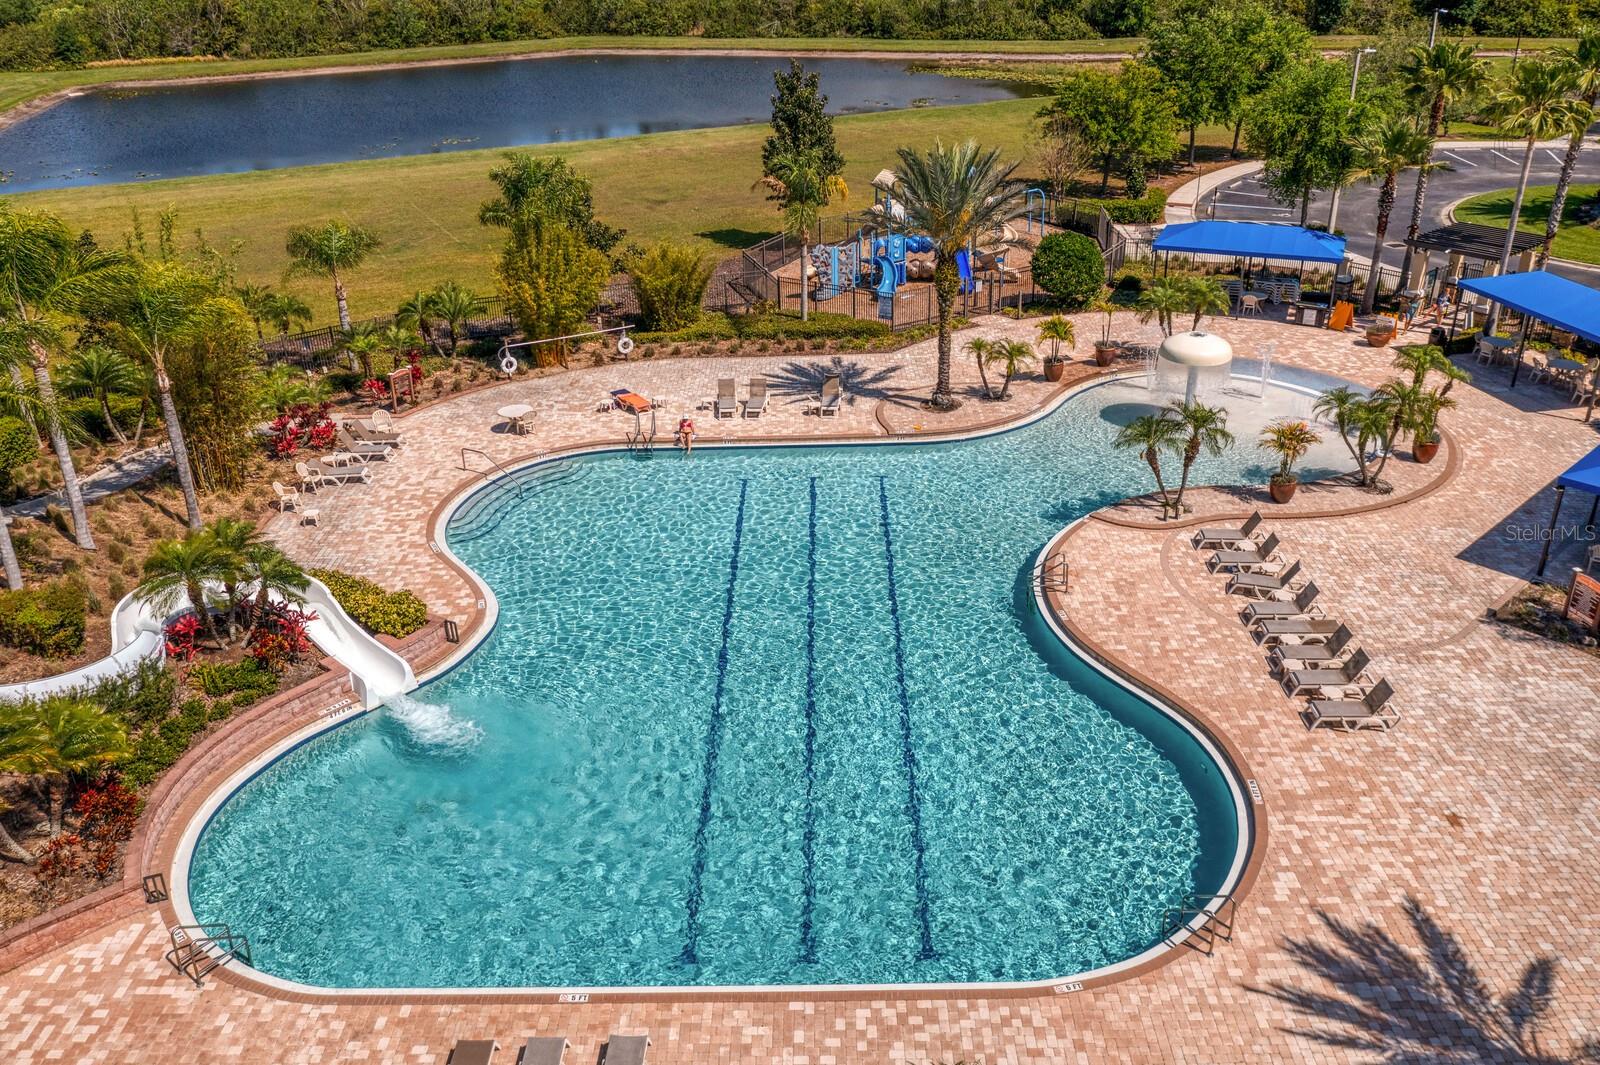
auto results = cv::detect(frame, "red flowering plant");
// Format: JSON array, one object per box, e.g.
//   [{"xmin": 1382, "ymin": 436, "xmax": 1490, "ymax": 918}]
[
  {"xmin": 35, "ymin": 834, "xmax": 82, "ymax": 894},
  {"xmin": 163, "ymin": 614, "xmax": 201, "ymax": 661},
  {"xmin": 407, "ymin": 350, "xmax": 425, "ymax": 384},
  {"xmin": 248, "ymin": 604, "xmax": 319, "ymax": 672},
  {"xmin": 360, "ymin": 377, "xmax": 390, "ymax": 402},
  {"xmin": 75, "ymin": 782, "xmax": 140, "ymax": 881},
  {"xmin": 268, "ymin": 401, "xmax": 336, "ymax": 457}
]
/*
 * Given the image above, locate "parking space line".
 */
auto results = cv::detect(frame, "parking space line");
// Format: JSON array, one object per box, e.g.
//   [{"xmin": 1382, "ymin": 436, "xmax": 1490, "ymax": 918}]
[
  {"xmin": 1441, "ymin": 150, "xmax": 1477, "ymax": 167},
  {"xmin": 1490, "ymin": 149, "xmax": 1520, "ymax": 166}
]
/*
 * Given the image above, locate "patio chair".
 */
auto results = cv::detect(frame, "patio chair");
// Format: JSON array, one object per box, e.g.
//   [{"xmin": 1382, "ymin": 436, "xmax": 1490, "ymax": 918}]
[
  {"xmin": 448, "ymin": 1041, "xmax": 500, "ymax": 1065},
  {"xmin": 818, "ymin": 376, "xmax": 842, "ymax": 417},
  {"xmin": 371, "ymin": 408, "xmax": 398, "ymax": 432},
  {"xmin": 1281, "ymin": 648, "xmax": 1372, "ymax": 698},
  {"xmin": 271, "ymin": 481, "xmax": 301, "ymax": 511},
  {"xmin": 1250, "ymin": 616, "xmax": 1342, "ymax": 646},
  {"xmin": 1192, "ymin": 512, "xmax": 1262, "ymax": 549},
  {"xmin": 294, "ymin": 461, "xmax": 333, "ymax": 492},
  {"xmin": 1305, "ymin": 677, "xmax": 1399, "ymax": 731},
  {"xmin": 1241, "ymin": 581, "xmax": 1321, "ymax": 623},
  {"xmin": 1209, "ymin": 532, "xmax": 1281, "ymax": 573},
  {"xmin": 1269, "ymin": 624, "xmax": 1354, "ymax": 671},
  {"xmin": 1239, "ymin": 293, "xmax": 1264, "ymax": 317},
  {"xmin": 744, "ymin": 376, "xmax": 769, "ymax": 418},
  {"xmin": 1227, "ymin": 558, "xmax": 1304, "ymax": 599},
  {"xmin": 347, "ymin": 418, "xmax": 403, "ymax": 446},
  {"xmin": 516, "ymin": 1037, "xmax": 569, "ymax": 1065},
  {"xmin": 714, "ymin": 377, "xmax": 739, "ymax": 419},
  {"xmin": 601, "ymin": 1035, "xmax": 650, "ymax": 1065}
]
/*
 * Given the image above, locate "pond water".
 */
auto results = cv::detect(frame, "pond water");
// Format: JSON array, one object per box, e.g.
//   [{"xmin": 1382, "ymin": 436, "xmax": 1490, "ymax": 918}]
[{"xmin": 0, "ymin": 55, "xmax": 1038, "ymax": 192}]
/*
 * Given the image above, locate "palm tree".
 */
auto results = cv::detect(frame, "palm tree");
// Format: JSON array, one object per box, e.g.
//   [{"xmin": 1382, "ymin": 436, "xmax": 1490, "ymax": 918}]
[
  {"xmin": 259, "ymin": 364, "xmax": 330, "ymax": 413},
  {"xmin": 1346, "ymin": 117, "xmax": 1438, "ymax": 314},
  {"xmin": 965, "ymin": 337, "xmax": 997, "ymax": 399},
  {"xmin": 1349, "ymin": 391, "xmax": 1400, "ymax": 487},
  {"xmin": 31, "ymin": 696, "xmax": 127, "ymax": 835},
  {"xmin": 203, "ymin": 516, "xmax": 266, "ymax": 639},
  {"xmin": 1485, "ymin": 60, "xmax": 1588, "ymax": 333},
  {"xmin": 1541, "ymin": 26, "xmax": 1600, "ymax": 267},
  {"xmin": 985, "ymin": 339, "xmax": 1036, "ymax": 399},
  {"xmin": 342, "ymin": 326, "xmax": 385, "ymax": 382},
  {"xmin": 136, "ymin": 533, "xmax": 231, "ymax": 645},
  {"xmin": 0, "ymin": 711, "xmax": 46, "ymax": 860},
  {"xmin": 395, "ymin": 290, "xmax": 440, "ymax": 355},
  {"xmin": 428, "ymin": 281, "xmax": 479, "ymax": 355},
  {"xmin": 379, "ymin": 324, "xmax": 419, "ymax": 373},
  {"xmin": 1393, "ymin": 343, "xmax": 1470, "ymax": 394},
  {"xmin": 59, "ymin": 346, "xmax": 140, "ymax": 445},
  {"xmin": 891, "ymin": 141, "xmax": 1024, "ymax": 408},
  {"xmin": 0, "ymin": 204, "xmax": 126, "ymax": 550},
  {"xmin": 284, "ymin": 220, "xmax": 380, "ymax": 332},
  {"xmin": 1135, "ymin": 277, "xmax": 1187, "ymax": 337},
  {"xmin": 1314, "ymin": 386, "xmax": 1376, "ymax": 482},
  {"xmin": 234, "ymin": 282, "xmax": 272, "ymax": 339},
  {"xmin": 1397, "ymin": 42, "xmax": 1489, "ymax": 284},
  {"xmin": 260, "ymin": 291, "xmax": 313, "ymax": 337},
  {"xmin": 1037, "ymin": 315, "xmax": 1075, "ymax": 362},
  {"xmin": 1113, "ymin": 413, "xmax": 1185, "ymax": 518},
  {"xmin": 755, "ymin": 147, "xmax": 849, "ymax": 324},
  {"xmin": 242, "ymin": 543, "xmax": 309, "ymax": 643},
  {"xmin": 1167, "ymin": 400, "xmax": 1235, "ymax": 514},
  {"xmin": 1178, "ymin": 276, "xmax": 1231, "ymax": 331}
]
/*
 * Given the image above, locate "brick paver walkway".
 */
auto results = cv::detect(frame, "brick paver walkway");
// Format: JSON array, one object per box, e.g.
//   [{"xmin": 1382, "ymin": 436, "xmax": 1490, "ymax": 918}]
[{"xmin": 3, "ymin": 314, "xmax": 1598, "ymax": 1064}]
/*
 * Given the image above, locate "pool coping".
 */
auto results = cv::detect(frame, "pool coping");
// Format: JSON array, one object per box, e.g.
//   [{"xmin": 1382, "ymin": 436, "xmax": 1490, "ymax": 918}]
[{"xmin": 156, "ymin": 363, "xmax": 1283, "ymax": 1003}]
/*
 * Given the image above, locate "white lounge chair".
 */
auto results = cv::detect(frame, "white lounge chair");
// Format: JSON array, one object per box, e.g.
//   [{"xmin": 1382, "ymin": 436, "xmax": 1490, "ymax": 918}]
[
  {"xmin": 818, "ymin": 376, "xmax": 842, "ymax": 417},
  {"xmin": 714, "ymin": 378, "xmax": 738, "ymax": 419},
  {"xmin": 744, "ymin": 376, "xmax": 769, "ymax": 418}
]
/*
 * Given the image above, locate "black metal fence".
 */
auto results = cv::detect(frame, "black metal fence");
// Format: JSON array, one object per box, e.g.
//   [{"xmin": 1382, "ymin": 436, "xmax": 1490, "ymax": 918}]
[{"xmin": 259, "ymin": 295, "xmax": 517, "ymax": 370}]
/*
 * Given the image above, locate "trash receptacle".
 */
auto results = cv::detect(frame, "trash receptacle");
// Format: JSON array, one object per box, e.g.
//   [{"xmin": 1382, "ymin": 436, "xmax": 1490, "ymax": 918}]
[
  {"xmin": 1429, "ymin": 326, "xmax": 1448, "ymax": 348},
  {"xmin": 1332, "ymin": 274, "xmax": 1355, "ymax": 304}
]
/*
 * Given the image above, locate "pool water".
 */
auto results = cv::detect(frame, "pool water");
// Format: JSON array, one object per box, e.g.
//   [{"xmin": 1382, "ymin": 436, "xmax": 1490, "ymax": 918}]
[{"xmin": 186, "ymin": 378, "xmax": 1328, "ymax": 989}]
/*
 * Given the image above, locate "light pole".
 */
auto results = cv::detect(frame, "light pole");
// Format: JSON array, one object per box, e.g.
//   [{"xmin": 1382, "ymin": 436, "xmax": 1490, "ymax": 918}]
[
  {"xmin": 1428, "ymin": 8, "xmax": 1449, "ymax": 46},
  {"xmin": 1325, "ymin": 48, "xmax": 1376, "ymax": 235}
]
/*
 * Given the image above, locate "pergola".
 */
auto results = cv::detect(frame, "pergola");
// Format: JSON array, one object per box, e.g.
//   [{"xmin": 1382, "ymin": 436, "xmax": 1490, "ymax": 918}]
[{"xmin": 1402, "ymin": 222, "xmax": 1541, "ymax": 301}]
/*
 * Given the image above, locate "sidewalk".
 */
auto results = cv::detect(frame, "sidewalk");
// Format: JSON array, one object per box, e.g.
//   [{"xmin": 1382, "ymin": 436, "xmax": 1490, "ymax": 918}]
[{"xmin": 4, "ymin": 443, "xmax": 172, "ymax": 519}]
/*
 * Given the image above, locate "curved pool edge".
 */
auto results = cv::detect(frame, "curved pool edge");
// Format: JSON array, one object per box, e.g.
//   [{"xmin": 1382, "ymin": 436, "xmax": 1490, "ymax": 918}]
[{"xmin": 166, "ymin": 366, "xmax": 1264, "ymax": 1002}]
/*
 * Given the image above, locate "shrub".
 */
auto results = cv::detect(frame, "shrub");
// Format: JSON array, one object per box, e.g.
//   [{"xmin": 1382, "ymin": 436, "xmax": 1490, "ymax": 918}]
[
  {"xmin": 1060, "ymin": 190, "xmax": 1168, "ymax": 226},
  {"xmin": 188, "ymin": 659, "xmax": 278, "ymax": 699},
  {"xmin": 310, "ymin": 568, "xmax": 428, "ymax": 638},
  {"xmin": 629, "ymin": 242, "xmax": 715, "ymax": 331},
  {"xmin": 0, "ymin": 581, "xmax": 88, "ymax": 658},
  {"xmin": 90, "ymin": 658, "xmax": 177, "ymax": 729},
  {"xmin": 120, "ymin": 696, "xmax": 211, "ymax": 791},
  {"xmin": 1031, "ymin": 232, "xmax": 1105, "ymax": 309},
  {"xmin": 0, "ymin": 415, "xmax": 36, "ymax": 496}
]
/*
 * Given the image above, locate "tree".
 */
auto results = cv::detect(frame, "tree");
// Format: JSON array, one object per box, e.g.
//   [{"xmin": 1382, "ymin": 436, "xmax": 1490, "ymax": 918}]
[
  {"xmin": 136, "ymin": 531, "xmax": 232, "ymax": 644},
  {"xmin": 755, "ymin": 147, "xmax": 848, "ymax": 323},
  {"xmin": 478, "ymin": 152, "xmax": 623, "ymax": 255},
  {"xmin": 342, "ymin": 325, "xmax": 384, "ymax": 382},
  {"xmin": 966, "ymin": 337, "xmax": 997, "ymax": 399},
  {"xmin": 203, "ymin": 515, "xmax": 266, "ymax": 638},
  {"xmin": 1346, "ymin": 116, "xmax": 1437, "ymax": 313},
  {"xmin": 30, "ymin": 696, "xmax": 127, "ymax": 835},
  {"xmin": 628, "ymin": 243, "xmax": 714, "ymax": 332},
  {"xmin": 1030, "ymin": 114, "xmax": 1093, "ymax": 199},
  {"xmin": 379, "ymin": 323, "xmax": 419, "ymax": 369},
  {"xmin": 1216, "ymin": 3, "xmax": 1314, "ymax": 158},
  {"xmin": 59, "ymin": 346, "xmax": 140, "ymax": 445},
  {"xmin": 495, "ymin": 217, "xmax": 609, "ymax": 367},
  {"xmin": 1540, "ymin": 27, "xmax": 1600, "ymax": 267},
  {"xmin": 427, "ymin": 281, "xmax": 479, "ymax": 356},
  {"xmin": 1145, "ymin": 4, "xmax": 1231, "ymax": 166},
  {"xmin": 1167, "ymin": 400, "xmax": 1235, "ymax": 514},
  {"xmin": 0, "ymin": 707, "xmax": 46, "ymax": 859},
  {"xmin": 1086, "ymin": 0, "xmax": 1150, "ymax": 36},
  {"xmin": 985, "ymin": 340, "xmax": 1035, "ymax": 399},
  {"xmin": 235, "ymin": 281, "xmax": 271, "ymax": 339},
  {"xmin": 395, "ymin": 290, "xmax": 440, "ymax": 354},
  {"xmin": 284, "ymin": 220, "xmax": 380, "ymax": 332},
  {"xmin": 1393, "ymin": 342, "xmax": 1470, "ymax": 394},
  {"xmin": 1114, "ymin": 413, "xmax": 1185, "ymax": 517},
  {"xmin": 0, "ymin": 203, "xmax": 125, "ymax": 551},
  {"xmin": 1485, "ymin": 59, "xmax": 1589, "ymax": 332},
  {"xmin": 1135, "ymin": 277, "xmax": 1188, "ymax": 336},
  {"xmin": 163, "ymin": 298, "xmax": 260, "ymax": 493},
  {"xmin": 1244, "ymin": 59, "xmax": 1365, "ymax": 224},
  {"xmin": 889, "ymin": 141, "xmax": 1026, "ymax": 409},
  {"xmin": 1397, "ymin": 41, "xmax": 1489, "ymax": 283},
  {"xmin": 259, "ymin": 291, "xmax": 312, "ymax": 337},
  {"xmin": 1040, "ymin": 64, "xmax": 1179, "ymax": 194},
  {"xmin": 1031, "ymin": 232, "xmax": 1104, "ymax": 308},
  {"xmin": 761, "ymin": 60, "xmax": 845, "ymax": 196},
  {"xmin": 1177, "ymin": 275, "xmax": 1230, "ymax": 330},
  {"xmin": 241, "ymin": 543, "xmax": 309, "ymax": 643},
  {"xmin": 1037, "ymin": 316, "xmax": 1076, "ymax": 361},
  {"xmin": 1314, "ymin": 386, "xmax": 1395, "ymax": 487}
]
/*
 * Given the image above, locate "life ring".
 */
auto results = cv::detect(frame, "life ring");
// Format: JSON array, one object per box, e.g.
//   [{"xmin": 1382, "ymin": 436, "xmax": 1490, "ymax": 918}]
[
  {"xmin": 499, "ymin": 353, "xmax": 518, "ymax": 375},
  {"xmin": 616, "ymin": 335, "xmax": 635, "ymax": 356}
]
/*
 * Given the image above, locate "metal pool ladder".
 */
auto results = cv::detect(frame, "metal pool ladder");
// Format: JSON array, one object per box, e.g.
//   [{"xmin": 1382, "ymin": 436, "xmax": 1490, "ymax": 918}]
[
  {"xmin": 1030, "ymin": 552, "xmax": 1070, "ymax": 613},
  {"xmin": 165, "ymin": 923, "xmax": 252, "ymax": 986},
  {"xmin": 1161, "ymin": 892, "xmax": 1237, "ymax": 956}
]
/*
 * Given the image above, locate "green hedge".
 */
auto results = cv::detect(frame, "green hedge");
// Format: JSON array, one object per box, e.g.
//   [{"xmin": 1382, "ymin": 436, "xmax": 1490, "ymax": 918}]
[
  {"xmin": 1059, "ymin": 190, "xmax": 1169, "ymax": 227},
  {"xmin": 0, "ymin": 581, "xmax": 87, "ymax": 658},
  {"xmin": 635, "ymin": 311, "xmax": 891, "ymax": 346},
  {"xmin": 311, "ymin": 568, "xmax": 428, "ymax": 638},
  {"xmin": 90, "ymin": 658, "xmax": 178, "ymax": 729}
]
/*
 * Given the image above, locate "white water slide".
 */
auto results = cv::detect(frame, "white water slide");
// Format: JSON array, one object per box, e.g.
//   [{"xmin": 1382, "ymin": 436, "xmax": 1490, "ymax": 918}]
[{"xmin": 0, "ymin": 577, "xmax": 417, "ymax": 709}]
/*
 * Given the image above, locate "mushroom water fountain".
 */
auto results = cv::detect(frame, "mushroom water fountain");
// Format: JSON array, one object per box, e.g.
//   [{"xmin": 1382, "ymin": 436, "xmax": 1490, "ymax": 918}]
[{"xmin": 1154, "ymin": 331, "xmax": 1234, "ymax": 406}]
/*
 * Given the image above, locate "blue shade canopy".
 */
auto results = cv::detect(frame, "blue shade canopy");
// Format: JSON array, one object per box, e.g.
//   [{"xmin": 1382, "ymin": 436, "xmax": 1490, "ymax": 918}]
[
  {"xmin": 1558, "ymin": 443, "xmax": 1600, "ymax": 493},
  {"xmin": 1152, "ymin": 221, "xmax": 1348, "ymax": 264},
  {"xmin": 1457, "ymin": 271, "xmax": 1600, "ymax": 345}
]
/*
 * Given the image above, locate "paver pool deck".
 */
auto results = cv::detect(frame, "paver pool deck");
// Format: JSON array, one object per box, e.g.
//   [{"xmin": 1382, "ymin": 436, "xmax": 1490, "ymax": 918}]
[{"xmin": 2, "ymin": 313, "xmax": 1598, "ymax": 1063}]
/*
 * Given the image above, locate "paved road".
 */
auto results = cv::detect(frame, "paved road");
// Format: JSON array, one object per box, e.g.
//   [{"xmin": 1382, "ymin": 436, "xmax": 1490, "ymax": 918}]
[{"xmin": 1204, "ymin": 140, "xmax": 1600, "ymax": 284}]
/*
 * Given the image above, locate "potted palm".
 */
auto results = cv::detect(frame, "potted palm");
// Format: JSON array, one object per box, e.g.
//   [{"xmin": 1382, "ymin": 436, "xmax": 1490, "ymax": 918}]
[
  {"xmin": 1259, "ymin": 418, "xmax": 1321, "ymax": 504},
  {"xmin": 1037, "ymin": 316, "xmax": 1075, "ymax": 381},
  {"xmin": 1407, "ymin": 389, "xmax": 1454, "ymax": 463},
  {"xmin": 1365, "ymin": 316, "xmax": 1397, "ymax": 348},
  {"xmin": 1092, "ymin": 300, "xmax": 1120, "ymax": 367}
]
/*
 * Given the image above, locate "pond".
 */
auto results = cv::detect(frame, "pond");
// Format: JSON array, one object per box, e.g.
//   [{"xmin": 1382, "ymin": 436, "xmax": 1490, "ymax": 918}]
[{"xmin": 0, "ymin": 55, "xmax": 1039, "ymax": 193}]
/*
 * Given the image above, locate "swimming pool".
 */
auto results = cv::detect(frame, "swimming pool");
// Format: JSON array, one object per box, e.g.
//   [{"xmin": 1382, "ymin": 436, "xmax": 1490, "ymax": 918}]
[{"xmin": 185, "ymin": 375, "xmax": 1326, "ymax": 990}]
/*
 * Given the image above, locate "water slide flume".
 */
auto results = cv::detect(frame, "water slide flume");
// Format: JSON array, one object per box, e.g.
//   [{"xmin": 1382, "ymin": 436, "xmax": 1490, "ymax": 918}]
[{"xmin": 0, "ymin": 576, "xmax": 417, "ymax": 709}]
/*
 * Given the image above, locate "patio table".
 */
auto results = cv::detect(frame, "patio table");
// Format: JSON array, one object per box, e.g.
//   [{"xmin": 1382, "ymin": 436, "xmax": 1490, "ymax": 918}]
[
  {"xmin": 320, "ymin": 452, "xmax": 357, "ymax": 466},
  {"xmin": 497, "ymin": 403, "xmax": 534, "ymax": 434}
]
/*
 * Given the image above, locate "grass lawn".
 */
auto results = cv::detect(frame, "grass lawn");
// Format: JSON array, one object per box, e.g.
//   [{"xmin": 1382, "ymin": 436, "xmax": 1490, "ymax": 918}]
[
  {"xmin": 1454, "ymin": 183, "xmax": 1600, "ymax": 265},
  {"xmin": 9, "ymin": 98, "xmax": 1240, "ymax": 322}
]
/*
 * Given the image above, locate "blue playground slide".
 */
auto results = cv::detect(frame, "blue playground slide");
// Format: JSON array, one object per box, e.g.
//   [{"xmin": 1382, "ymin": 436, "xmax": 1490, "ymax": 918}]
[
  {"xmin": 956, "ymin": 250, "xmax": 975, "ymax": 294},
  {"xmin": 872, "ymin": 256, "xmax": 899, "ymax": 296}
]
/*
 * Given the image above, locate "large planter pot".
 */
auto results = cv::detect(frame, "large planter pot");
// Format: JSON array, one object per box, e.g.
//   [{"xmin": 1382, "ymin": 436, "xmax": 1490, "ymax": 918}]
[
  {"xmin": 1366, "ymin": 328, "xmax": 1395, "ymax": 349},
  {"xmin": 1043, "ymin": 358, "xmax": 1066, "ymax": 382},
  {"xmin": 1413, "ymin": 437, "xmax": 1441, "ymax": 464},
  {"xmin": 1093, "ymin": 342, "xmax": 1120, "ymax": 367},
  {"xmin": 1268, "ymin": 477, "xmax": 1299, "ymax": 504}
]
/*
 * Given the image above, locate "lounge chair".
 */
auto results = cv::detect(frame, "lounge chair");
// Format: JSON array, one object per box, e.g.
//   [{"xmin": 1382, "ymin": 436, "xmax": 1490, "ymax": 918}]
[
  {"xmin": 311, "ymin": 459, "xmax": 371, "ymax": 486},
  {"xmin": 516, "ymin": 1037, "xmax": 568, "ymax": 1065},
  {"xmin": 744, "ymin": 376, "xmax": 769, "ymax": 418},
  {"xmin": 1269, "ymin": 624, "xmax": 1354, "ymax": 671},
  {"xmin": 601, "ymin": 1036, "xmax": 650, "ymax": 1065},
  {"xmin": 347, "ymin": 418, "xmax": 403, "ymax": 446},
  {"xmin": 1281, "ymin": 648, "xmax": 1372, "ymax": 697},
  {"xmin": 818, "ymin": 376, "xmax": 842, "ymax": 417},
  {"xmin": 1192, "ymin": 512, "xmax": 1262, "ymax": 549},
  {"xmin": 1209, "ymin": 532, "xmax": 1281, "ymax": 573},
  {"xmin": 1227, "ymin": 558, "xmax": 1304, "ymax": 599},
  {"xmin": 294, "ymin": 460, "xmax": 333, "ymax": 492},
  {"xmin": 610, "ymin": 389, "xmax": 651, "ymax": 415},
  {"xmin": 1241, "ymin": 581, "xmax": 1321, "ymax": 623},
  {"xmin": 1305, "ymin": 678, "xmax": 1399, "ymax": 731},
  {"xmin": 448, "ymin": 1041, "xmax": 500, "ymax": 1065},
  {"xmin": 1250, "ymin": 616, "xmax": 1342, "ymax": 645},
  {"xmin": 714, "ymin": 377, "xmax": 738, "ymax": 419},
  {"xmin": 336, "ymin": 427, "xmax": 392, "ymax": 461},
  {"xmin": 272, "ymin": 481, "xmax": 301, "ymax": 511}
]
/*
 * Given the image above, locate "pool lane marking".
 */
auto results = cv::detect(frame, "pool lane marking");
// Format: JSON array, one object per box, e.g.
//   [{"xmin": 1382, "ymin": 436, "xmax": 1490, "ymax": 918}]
[
  {"xmin": 876, "ymin": 476, "xmax": 937, "ymax": 962},
  {"xmin": 799, "ymin": 477, "xmax": 820, "ymax": 964},
  {"xmin": 681, "ymin": 478, "xmax": 750, "ymax": 967}
]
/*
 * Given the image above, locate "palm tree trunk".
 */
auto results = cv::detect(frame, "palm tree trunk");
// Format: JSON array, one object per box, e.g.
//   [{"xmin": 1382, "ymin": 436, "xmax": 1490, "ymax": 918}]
[
  {"xmin": 1487, "ymin": 138, "xmax": 1538, "ymax": 335},
  {"xmin": 1174, "ymin": 453, "xmax": 1196, "ymax": 514},
  {"xmin": 332, "ymin": 269, "xmax": 351, "ymax": 333},
  {"xmin": 1, "ymin": 515, "xmax": 22, "ymax": 590},
  {"xmin": 1538, "ymin": 113, "xmax": 1591, "ymax": 267},
  {"xmin": 98, "ymin": 395, "xmax": 129, "ymax": 445},
  {"xmin": 187, "ymin": 578, "xmax": 222, "ymax": 645},
  {"xmin": 1361, "ymin": 177, "xmax": 1396, "ymax": 314},
  {"xmin": 1001, "ymin": 368, "xmax": 1014, "ymax": 399},
  {"xmin": 29, "ymin": 344, "xmax": 94, "ymax": 550},
  {"xmin": 130, "ymin": 394, "xmax": 149, "ymax": 448},
  {"xmin": 975, "ymin": 350, "xmax": 993, "ymax": 399},
  {"xmin": 0, "ymin": 816, "xmax": 32, "ymax": 862},
  {"xmin": 8, "ymin": 365, "xmax": 37, "ymax": 437},
  {"xmin": 799, "ymin": 242, "xmax": 809, "ymax": 322},
  {"xmin": 1398, "ymin": 97, "xmax": 1446, "ymax": 287},
  {"xmin": 1145, "ymin": 451, "xmax": 1172, "ymax": 516},
  {"xmin": 155, "ymin": 368, "xmax": 203, "ymax": 530},
  {"xmin": 931, "ymin": 259, "xmax": 959, "ymax": 409}
]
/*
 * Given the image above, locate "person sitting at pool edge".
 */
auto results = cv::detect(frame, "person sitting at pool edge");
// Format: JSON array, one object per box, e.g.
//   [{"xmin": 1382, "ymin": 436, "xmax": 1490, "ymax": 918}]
[{"xmin": 676, "ymin": 416, "xmax": 695, "ymax": 453}]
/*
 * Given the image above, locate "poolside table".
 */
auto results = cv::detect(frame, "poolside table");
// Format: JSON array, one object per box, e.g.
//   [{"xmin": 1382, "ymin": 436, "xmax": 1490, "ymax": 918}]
[
  {"xmin": 497, "ymin": 403, "xmax": 534, "ymax": 434},
  {"xmin": 320, "ymin": 452, "xmax": 358, "ymax": 467}
]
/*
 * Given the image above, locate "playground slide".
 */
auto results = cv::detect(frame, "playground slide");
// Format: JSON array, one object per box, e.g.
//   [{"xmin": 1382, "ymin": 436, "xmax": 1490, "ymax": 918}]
[
  {"xmin": 956, "ymin": 250, "xmax": 975, "ymax": 294},
  {"xmin": 873, "ymin": 256, "xmax": 899, "ymax": 296}
]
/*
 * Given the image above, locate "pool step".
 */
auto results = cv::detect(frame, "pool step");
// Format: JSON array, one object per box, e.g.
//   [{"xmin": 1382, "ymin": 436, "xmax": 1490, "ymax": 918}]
[{"xmin": 448, "ymin": 461, "xmax": 584, "ymax": 543}]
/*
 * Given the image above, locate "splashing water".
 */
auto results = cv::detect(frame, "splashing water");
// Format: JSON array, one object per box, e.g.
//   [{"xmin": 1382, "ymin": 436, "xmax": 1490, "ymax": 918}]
[{"xmin": 384, "ymin": 693, "xmax": 484, "ymax": 751}]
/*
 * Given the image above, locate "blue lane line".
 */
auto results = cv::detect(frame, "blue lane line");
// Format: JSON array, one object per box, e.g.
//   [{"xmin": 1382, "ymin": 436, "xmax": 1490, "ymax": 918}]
[
  {"xmin": 681, "ymin": 478, "xmax": 750, "ymax": 967},
  {"xmin": 799, "ymin": 477, "xmax": 820, "ymax": 964},
  {"xmin": 876, "ymin": 476, "xmax": 936, "ymax": 962}
]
